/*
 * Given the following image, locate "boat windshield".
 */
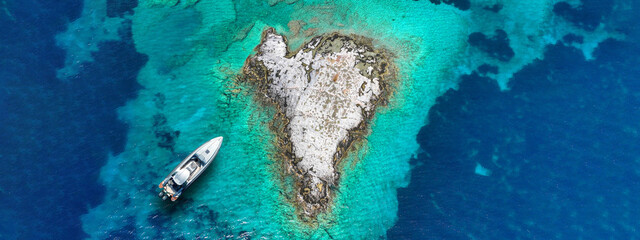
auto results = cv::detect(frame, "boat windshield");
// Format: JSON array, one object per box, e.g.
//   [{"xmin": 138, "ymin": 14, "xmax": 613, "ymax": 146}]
[{"xmin": 192, "ymin": 155, "xmax": 201, "ymax": 163}]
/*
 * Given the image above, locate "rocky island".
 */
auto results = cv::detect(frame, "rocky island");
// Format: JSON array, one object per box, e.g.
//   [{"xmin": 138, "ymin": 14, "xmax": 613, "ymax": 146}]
[{"xmin": 243, "ymin": 28, "xmax": 396, "ymax": 217}]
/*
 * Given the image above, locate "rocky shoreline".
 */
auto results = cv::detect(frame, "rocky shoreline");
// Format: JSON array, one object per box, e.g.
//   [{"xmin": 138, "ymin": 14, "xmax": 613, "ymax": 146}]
[{"xmin": 242, "ymin": 28, "xmax": 396, "ymax": 218}]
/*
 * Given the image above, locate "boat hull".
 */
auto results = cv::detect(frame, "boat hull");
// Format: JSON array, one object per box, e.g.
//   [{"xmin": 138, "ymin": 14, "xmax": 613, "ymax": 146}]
[{"xmin": 158, "ymin": 136, "xmax": 223, "ymax": 201}]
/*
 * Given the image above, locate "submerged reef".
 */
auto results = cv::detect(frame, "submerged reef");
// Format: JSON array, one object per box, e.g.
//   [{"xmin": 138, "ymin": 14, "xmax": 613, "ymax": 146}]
[
  {"xmin": 76, "ymin": 0, "xmax": 625, "ymax": 238},
  {"xmin": 243, "ymin": 28, "xmax": 396, "ymax": 217}
]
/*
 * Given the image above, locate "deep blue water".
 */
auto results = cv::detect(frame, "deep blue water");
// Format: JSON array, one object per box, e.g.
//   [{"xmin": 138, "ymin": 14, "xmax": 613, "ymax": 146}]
[
  {"xmin": 0, "ymin": 0, "xmax": 144, "ymax": 238},
  {"xmin": 1, "ymin": 0, "xmax": 639, "ymax": 239},
  {"xmin": 389, "ymin": 1, "xmax": 640, "ymax": 238}
]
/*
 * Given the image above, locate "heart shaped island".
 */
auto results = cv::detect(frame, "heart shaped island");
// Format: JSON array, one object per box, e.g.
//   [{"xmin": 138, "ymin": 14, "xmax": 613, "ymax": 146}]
[{"xmin": 243, "ymin": 28, "xmax": 396, "ymax": 218}]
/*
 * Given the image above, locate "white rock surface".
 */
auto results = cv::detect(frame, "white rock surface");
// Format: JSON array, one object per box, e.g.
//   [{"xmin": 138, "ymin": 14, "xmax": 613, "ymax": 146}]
[{"xmin": 248, "ymin": 29, "xmax": 389, "ymax": 212}]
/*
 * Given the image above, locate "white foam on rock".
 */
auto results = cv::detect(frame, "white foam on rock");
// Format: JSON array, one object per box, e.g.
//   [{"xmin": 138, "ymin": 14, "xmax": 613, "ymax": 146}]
[{"xmin": 255, "ymin": 31, "xmax": 383, "ymax": 204}]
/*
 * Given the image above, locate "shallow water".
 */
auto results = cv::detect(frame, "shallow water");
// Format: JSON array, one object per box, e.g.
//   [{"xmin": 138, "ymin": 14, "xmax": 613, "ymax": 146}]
[{"xmin": 1, "ymin": 0, "xmax": 639, "ymax": 239}]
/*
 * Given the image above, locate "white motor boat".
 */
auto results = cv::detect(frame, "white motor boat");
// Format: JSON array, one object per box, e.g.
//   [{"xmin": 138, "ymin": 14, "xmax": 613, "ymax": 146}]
[{"xmin": 158, "ymin": 136, "xmax": 223, "ymax": 201}]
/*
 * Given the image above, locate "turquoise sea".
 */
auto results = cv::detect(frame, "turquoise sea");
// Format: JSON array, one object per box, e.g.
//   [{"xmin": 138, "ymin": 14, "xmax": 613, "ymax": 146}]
[{"xmin": 1, "ymin": 0, "xmax": 639, "ymax": 239}]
